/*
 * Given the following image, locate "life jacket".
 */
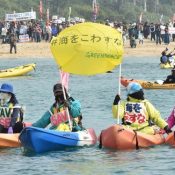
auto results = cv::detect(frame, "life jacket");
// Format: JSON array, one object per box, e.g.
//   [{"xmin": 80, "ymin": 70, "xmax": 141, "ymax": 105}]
[
  {"xmin": 160, "ymin": 55, "xmax": 168, "ymax": 64},
  {"xmin": 50, "ymin": 105, "xmax": 72, "ymax": 127},
  {"xmin": 0, "ymin": 103, "xmax": 13, "ymax": 128},
  {"xmin": 123, "ymin": 102, "xmax": 148, "ymax": 128}
]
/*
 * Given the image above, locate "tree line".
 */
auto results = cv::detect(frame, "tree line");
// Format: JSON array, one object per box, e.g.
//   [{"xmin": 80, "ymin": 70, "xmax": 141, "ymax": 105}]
[{"xmin": 0, "ymin": 0, "xmax": 175, "ymax": 23}]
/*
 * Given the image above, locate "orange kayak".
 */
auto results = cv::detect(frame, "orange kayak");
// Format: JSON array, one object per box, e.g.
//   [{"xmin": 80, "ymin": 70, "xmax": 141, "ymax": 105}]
[
  {"xmin": 165, "ymin": 132, "xmax": 175, "ymax": 147},
  {"xmin": 99, "ymin": 125, "xmax": 165, "ymax": 150},
  {"xmin": 0, "ymin": 133, "xmax": 20, "ymax": 148},
  {"xmin": 120, "ymin": 76, "xmax": 175, "ymax": 89},
  {"xmin": 0, "ymin": 122, "xmax": 32, "ymax": 148}
]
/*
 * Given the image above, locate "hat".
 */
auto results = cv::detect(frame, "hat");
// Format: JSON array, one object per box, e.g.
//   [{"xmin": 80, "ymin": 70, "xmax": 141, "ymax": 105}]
[
  {"xmin": 53, "ymin": 83, "xmax": 63, "ymax": 94},
  {"xmin": 127, "ymin": 82, "xmax": 142, "ymax": 95},
  {"xmin": 0, "ymin": 83, "xmax": 14, "ymax": 94}
]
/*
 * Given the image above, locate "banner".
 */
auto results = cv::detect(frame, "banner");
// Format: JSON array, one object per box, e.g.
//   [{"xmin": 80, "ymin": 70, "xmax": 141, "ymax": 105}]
[
  {"xmin": 5, "ymin": 12, "xmax": 36, "ymax": 21},
  {"xmin": 19, "ymin": 34, "xmax": 30, "ymax": 43}
]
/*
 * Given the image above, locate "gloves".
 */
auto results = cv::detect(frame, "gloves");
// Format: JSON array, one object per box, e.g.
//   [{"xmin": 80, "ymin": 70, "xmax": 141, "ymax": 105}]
[
  {"xmin": 113, "ymin": 94, "xmax": 121, "ymax": 105},
  {"xmin": 164, "ymin": 125, "xmax": 172, "ymax": 134},
  {"xmin": 8, "ymin": 127, "xmax": 13, "ymax": 134},
  {"xmin": 63, "ymin": 100, "xmax": 70, "ymax": 108}
]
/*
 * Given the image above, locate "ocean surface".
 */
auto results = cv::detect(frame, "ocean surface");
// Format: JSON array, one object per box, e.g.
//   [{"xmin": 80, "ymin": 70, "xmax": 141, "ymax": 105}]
[{"xmin": 0, "ymin": 56, "xmax": 174, "ymax": 175}]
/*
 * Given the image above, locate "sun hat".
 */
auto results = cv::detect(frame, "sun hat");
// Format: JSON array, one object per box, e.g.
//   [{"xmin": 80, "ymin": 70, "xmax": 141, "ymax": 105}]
[
  {"xmin": 127, "ymin": 82, "xmax": 142, "ymax": 95},
  {"xmin": 0, "ymin": 83, "xmax": 14, "ymax": 94}
]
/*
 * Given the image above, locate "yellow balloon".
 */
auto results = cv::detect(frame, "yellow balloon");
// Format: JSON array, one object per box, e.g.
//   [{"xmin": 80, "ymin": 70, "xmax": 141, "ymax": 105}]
[{"xmin": 50, "ymin": 22, "xmax": 123, "ymax": 75}]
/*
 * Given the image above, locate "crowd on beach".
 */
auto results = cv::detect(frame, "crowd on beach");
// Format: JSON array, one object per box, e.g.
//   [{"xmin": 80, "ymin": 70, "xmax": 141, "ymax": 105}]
[{"xmin": 0, "ymin": 17, "xmax": 175, "ymax": 49}]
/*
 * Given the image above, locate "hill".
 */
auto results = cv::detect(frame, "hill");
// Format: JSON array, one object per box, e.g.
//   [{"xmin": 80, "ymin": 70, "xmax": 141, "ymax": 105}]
[{"xmin": 1, "ymin": 0, "xmax": 175, "ymax": 23}]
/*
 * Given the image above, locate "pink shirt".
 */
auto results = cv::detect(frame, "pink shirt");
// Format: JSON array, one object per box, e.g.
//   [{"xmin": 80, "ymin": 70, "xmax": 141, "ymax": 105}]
[{"xmin": 166, "ymin": 107, "xmax": 175, "ymax": 129}]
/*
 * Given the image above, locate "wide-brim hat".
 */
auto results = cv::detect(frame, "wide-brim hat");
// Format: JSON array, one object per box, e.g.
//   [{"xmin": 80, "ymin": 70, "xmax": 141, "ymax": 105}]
[{"xmin": 0, "ymin": 83, "xmax": 14, "ymax": 95}]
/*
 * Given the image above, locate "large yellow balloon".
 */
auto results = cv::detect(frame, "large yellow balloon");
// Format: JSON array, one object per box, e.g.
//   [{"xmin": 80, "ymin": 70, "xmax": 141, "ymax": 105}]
[{"xmin": 50, "ymin": 22, "xmax": 123, "ymax": 75}]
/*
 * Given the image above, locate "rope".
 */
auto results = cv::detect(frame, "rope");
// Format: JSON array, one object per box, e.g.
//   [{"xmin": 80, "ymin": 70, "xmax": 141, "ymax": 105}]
[
  {"xmin": 99, "ymin": 130, "xmax": 103, "ymax": 149},
  {"xmin": 133, "ymin": 130, "xmax": 139, "ymax": 150}
]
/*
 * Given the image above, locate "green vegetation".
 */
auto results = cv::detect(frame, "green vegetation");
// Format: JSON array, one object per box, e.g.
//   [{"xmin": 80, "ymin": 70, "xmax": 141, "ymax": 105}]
[{"xmin": 1, "ymin": 0, "xmax": 175, "ymax": 23}]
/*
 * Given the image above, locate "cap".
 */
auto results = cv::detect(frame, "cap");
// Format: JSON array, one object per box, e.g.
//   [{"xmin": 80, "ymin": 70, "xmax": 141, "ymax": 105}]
[{"xmin": 127, "ymin": 82, "xmax": 142, "ymax": 95}]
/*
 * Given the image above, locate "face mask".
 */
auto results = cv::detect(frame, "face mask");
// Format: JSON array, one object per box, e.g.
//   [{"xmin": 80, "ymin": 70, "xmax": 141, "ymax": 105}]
[
  {"xmin": 0, "ymin": 92, "xmax": 11, "ymax": 105},
  {"xmin": 55, "ymin": 94, "xmax": 64, "ymax": 103}
]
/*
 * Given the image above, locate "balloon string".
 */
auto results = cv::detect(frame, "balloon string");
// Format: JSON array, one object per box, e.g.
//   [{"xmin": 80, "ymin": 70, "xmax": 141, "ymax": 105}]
[{"xmin": 117, "ymin": 64, "xmax": 122, "ymax": 124}]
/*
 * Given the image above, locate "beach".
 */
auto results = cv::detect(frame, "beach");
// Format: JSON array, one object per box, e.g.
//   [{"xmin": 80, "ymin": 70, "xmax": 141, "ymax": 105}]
[{"xmin": 0, "ymin": 39, "xmax": 175, "ymax": 59}]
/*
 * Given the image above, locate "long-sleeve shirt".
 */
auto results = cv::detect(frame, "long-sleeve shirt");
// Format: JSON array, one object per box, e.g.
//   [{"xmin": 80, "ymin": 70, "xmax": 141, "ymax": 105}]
[{"xmin": 32, "ymin": 98, "xmax": 81, "ymax": 130}]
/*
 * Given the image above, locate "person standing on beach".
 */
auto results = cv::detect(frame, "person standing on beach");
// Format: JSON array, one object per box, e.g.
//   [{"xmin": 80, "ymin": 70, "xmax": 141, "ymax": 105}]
[{"xmin": 9, "ymin": 33, "xmax": 17, "ymax": 54}]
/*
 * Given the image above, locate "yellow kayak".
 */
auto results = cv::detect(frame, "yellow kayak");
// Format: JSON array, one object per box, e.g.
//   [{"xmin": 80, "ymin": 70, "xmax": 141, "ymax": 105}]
[
  {"xmin": 121, "ymin": 76, "xmax": 175, "ymax": 89},
  {"xmin": 160, "ymin": 63, "xmax": 173, "ymax": 69},
  {"xmin": 0, "ymin": 63, "xmax": 36, "ymax": 78}
]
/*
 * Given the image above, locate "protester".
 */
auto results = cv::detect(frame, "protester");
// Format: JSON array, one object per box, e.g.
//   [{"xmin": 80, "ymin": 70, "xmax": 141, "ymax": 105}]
[
  {"xmin": 166, "ymin": 106, "xmax": 175, "ymax": 129},
  {"xmin": 112, "ymin": 82, "xmax": 171, "ymax": 135},
  {"xmin": 9, "ymin": 33, "xmax": 17, "ymax": 54},
  {"xmin": 0, "ymin": 83, "xmax": 24, "ymax": 133},
  {"xmin": 32, "ymin": 83, "xmax": 84, "ymax": 132},
  {"xmin": 163, "ymin": 67, "xmax": 175, "ymax": 84}
]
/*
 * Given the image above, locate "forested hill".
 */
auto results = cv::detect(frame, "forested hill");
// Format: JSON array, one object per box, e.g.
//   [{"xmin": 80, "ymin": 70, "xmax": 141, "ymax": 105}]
[{"xmin": 1, "ymin": 0, "xmax": 175, "ymax": 23}]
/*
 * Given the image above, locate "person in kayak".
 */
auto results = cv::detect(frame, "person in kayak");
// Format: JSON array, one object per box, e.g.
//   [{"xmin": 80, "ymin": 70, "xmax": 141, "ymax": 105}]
[
  {"xmin": 163, "ymin": 67, "xmax": 175, "ymax": 84},
  {"xmin": 166, "ymin": 107, "xmax": 175, "ymax": 129},
  {"xmin": 160, "ymin": 48, "xmax": 169, "ymax": 64},
  {"xmin": 0, "ymin": 83, "xmax": 24, "ymax": 133},
  {"xmin": 112, "ymin": 82, "xmax": 171, "ymax": 135},
  {"xmin": 32, "ymin": 83, "xmax": 84, "ymax": 132}
]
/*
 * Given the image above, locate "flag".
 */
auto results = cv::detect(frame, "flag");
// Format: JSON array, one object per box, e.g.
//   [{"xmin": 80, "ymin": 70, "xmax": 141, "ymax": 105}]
[
  {"xmin": 39, "ymin": 0, "xmax": 43, "ymax": 19},
  {"xmin": 92, "ymin": 0, "xmax": 99, "ymax": 21},
  {"xmin": 139, "ymin": 12, "xmax": 143, "ymax": 23},
  {"xmin": 172, "ymin": 13, "xmax": 175, "ymax": 23},
  {"xmin": 160, "ymin": 14, "xmax": 163, "ymax": 23},
  {"xmin": 68, "ymin": 7, "xmax": 71, "ymax": 23},
  {"xmin": 46, "ymin": 8, "xmax": 49, "ymax": 22},
  {"xmin": 60, "ymin": 70, "xmax": 69, "ymax": 91}
]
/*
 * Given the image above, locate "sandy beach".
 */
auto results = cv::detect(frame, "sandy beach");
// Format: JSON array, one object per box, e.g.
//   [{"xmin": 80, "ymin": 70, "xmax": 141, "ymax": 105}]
[{"xmin": 0, "ymin": 39, "xmax": 175, "ymax": 59}]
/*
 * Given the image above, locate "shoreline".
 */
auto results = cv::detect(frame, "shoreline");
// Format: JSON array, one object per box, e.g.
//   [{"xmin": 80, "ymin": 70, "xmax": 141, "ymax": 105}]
[{"xmin": 0, "ymin": 39, "xmax": 174, "ymax": 59}]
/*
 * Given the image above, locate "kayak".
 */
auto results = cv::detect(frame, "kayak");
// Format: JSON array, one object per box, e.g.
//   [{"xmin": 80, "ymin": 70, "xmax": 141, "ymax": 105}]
[
  {"xmin": 160, "ymin": 63, "xmax": 173, "ymax": 69},
  {"xmin": 0, "ymin": 133, "xmax": 20, "ymax": 148},
  {"xmin": 99, "ymin": 125, "xmax": 165, "ymax": 150},
  {"xmin": 0, "ymin": 122, "xmax": 31, "ymax": 148},
  {"xmin": 19, "ymin": 126, "xmax": 97, "ymax": 153},
  {"xmin": 0, "ymin": 63, "xmax": 36, "ymax": 78},
  {"xmin": 121, "ymin": 76, "xmax": 175, "ymax": 89},
  {"xmin": 165, "ymin": 132, "xmax": 175, "ymax": 147}
]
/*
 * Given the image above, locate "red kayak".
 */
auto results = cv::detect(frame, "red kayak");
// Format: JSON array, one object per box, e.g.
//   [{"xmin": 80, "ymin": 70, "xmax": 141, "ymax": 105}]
[
  {"xmin": 99, "ymin": 125, "xmax": 165, "ymax": 150},
  {"xmin": 165, "ymin": 132, "xmax": 175, "ymax": 147}
]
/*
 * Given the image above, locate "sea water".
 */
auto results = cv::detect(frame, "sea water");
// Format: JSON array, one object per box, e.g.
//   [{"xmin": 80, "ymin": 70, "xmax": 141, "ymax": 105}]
[{"xmin": 0, "ymin": 56, "xmax": 174, "ymax": 175}]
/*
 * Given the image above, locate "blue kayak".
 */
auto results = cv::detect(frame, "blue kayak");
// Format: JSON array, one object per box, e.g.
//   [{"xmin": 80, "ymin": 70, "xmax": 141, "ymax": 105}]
[{"xmin": 19, "ymin": 126, "xmax": 97, "ymax": 153}]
